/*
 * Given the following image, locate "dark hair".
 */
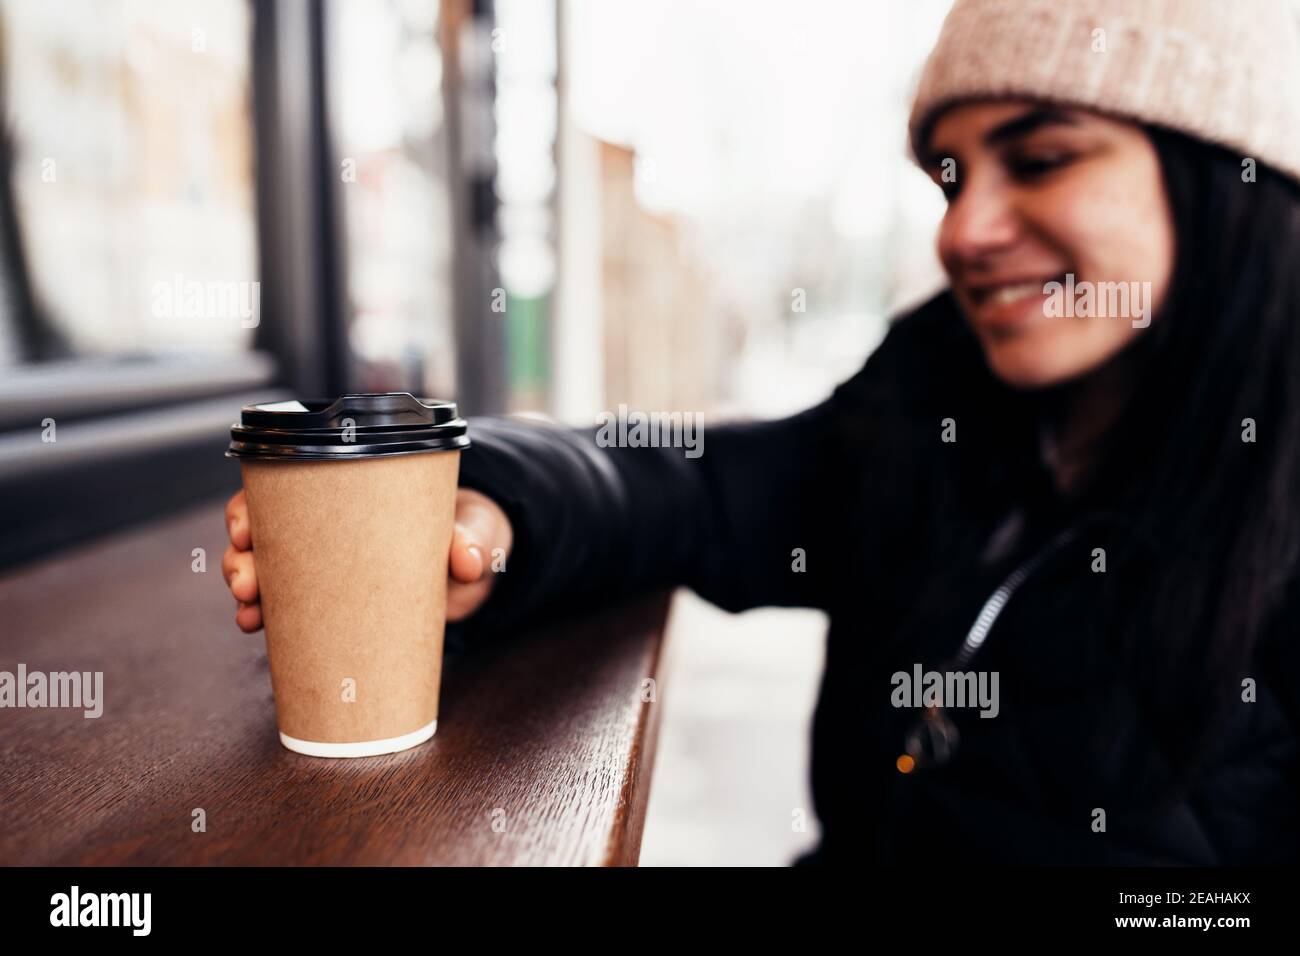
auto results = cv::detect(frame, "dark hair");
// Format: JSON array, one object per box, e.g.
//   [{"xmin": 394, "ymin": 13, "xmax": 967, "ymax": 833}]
[{"xmin": 1085, "ymin": 127, "xmax": 1300, "ymax": 779}]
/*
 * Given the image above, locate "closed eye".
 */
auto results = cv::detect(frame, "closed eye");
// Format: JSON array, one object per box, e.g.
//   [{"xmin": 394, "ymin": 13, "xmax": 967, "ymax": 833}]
[{"xmin": 1005, "ymin": 151, "xmax": 1077, "ymax": 181}]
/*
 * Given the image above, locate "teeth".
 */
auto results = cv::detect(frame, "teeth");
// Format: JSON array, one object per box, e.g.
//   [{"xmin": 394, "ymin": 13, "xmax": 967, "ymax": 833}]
[{"xmin": 987, "ymin": 282, "xmax": 1043, "ymax": 306}]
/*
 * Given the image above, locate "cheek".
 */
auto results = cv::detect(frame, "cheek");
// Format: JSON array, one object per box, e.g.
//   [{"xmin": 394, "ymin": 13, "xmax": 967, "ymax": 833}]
[
  {"xmin": 1027, "ymin": 162, "xmax": 1174, "ymax": 302},
  {"xmin": 988, "ymin": 177, "xmax": 1169, "ymax": 384},
  {"xmin": 934, "ymin": 214, "xmax": 957, "ymax": 274}
]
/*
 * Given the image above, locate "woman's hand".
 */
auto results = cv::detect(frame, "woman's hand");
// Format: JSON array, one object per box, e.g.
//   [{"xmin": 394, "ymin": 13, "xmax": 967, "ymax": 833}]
[{"xmin": 222, "ymin": 486, "xmax": 514, "ymax": 633}]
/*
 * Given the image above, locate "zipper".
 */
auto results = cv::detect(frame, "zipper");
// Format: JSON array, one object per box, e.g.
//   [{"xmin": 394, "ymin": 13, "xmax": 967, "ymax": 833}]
[
  {"xmin": 953, "ymin": 525, "xmax": 1080, "ymax": 669},
  {"xmin": 899, "ymin": 523, "xmax": 1082, "ymax": 772}
]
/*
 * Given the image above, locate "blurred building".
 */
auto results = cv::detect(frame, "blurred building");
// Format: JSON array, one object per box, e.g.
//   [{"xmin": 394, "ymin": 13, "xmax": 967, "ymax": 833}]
[{"xmin": 598, "ymin": 140, "xmax": 721, "ymax": 414}]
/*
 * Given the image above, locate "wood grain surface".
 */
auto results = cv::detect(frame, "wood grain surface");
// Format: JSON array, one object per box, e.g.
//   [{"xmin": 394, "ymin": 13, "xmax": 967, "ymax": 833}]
[{"xmin": 0, "ymin": 498, "xmax": 672, "ymax": 866}]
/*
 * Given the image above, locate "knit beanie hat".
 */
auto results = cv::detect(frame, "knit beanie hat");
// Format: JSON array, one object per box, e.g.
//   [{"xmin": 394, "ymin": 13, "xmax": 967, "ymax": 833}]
[{"xmin": 909, "ymin": 0, "xmax": 1300, "ymax": 185}]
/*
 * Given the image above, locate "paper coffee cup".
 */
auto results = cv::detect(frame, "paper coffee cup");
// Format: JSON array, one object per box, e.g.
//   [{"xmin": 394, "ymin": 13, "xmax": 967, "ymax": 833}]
[{"xmin": 228, "ymin": 393, "xmax": 469, "ymax": 757}]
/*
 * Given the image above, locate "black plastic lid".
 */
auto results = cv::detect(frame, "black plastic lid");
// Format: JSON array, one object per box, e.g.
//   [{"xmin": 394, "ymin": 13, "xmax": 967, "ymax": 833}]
[{"xmin": 228, "ymin": 393, "xmax": 469, "ymax": 460}]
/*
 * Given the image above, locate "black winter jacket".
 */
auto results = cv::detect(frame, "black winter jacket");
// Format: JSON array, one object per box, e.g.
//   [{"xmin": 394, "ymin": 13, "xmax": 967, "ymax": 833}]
[{"xmin": 454, "ymin": 291, "xmax": 1300, "ymax": 865}]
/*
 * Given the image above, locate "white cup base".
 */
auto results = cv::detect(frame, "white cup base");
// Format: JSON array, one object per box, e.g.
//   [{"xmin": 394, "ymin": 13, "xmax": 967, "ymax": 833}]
[{"xmin": 279, "ymin": 717, "xmax": 438, "ymax": 758}]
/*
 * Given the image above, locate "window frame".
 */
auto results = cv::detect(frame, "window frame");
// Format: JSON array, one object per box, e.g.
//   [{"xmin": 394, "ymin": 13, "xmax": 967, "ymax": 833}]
[{"xmin": 0, "ymin": 0, "xmax": 349, "ymax": 570}]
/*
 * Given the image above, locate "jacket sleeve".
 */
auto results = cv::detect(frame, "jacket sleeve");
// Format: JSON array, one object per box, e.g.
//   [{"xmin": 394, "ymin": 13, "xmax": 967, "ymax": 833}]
[{"xmin": 452, "ymin": 308, "xmax": 928, "ymax": 639}]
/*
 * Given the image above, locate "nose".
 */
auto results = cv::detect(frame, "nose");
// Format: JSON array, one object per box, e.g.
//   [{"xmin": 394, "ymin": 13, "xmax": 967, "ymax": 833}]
[{"xmin": 937, "ymin": 173, "xmax": 1021, "ymax": 275}]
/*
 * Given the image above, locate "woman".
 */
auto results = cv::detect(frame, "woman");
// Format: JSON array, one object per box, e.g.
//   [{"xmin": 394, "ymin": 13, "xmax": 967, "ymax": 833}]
[{"xmin": 222, "ymin": 0, "xmax": 1300, "ymax": 863}]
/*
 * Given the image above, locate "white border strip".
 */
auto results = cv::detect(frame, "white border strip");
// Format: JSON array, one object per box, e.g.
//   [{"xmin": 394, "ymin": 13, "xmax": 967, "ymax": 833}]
[{"xmin": 280, "ymin": 718, "xmax": 438, "ymax": 758}]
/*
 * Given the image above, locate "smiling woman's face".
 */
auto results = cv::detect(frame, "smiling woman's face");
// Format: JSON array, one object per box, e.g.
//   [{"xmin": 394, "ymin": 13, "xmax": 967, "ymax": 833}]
[{"xmin": 924, "ymin": 101, "xmax": 1175, "ymax": 388}]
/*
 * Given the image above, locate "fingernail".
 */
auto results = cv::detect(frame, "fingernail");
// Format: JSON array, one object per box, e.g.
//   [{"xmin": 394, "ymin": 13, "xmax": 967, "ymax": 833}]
[{"xmin": 467, "ymin": 545, "xmax": 483, "ymax": 569}]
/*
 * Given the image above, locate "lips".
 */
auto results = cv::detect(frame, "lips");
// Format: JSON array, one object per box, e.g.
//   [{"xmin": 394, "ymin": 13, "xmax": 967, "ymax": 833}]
[
  {"xmin": 965, "ymin": 274, "xmax": 1066, "ymax": 307},
  {"xmin": 963, "ymin": 273, "xmax": 1068, "ymax": 332}
]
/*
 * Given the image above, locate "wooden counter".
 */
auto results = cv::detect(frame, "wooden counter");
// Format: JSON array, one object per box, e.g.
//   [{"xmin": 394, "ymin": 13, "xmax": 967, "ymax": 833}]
[{"xmin": 0, "ymin": 498, "xmax": 672, "ymax": 865}]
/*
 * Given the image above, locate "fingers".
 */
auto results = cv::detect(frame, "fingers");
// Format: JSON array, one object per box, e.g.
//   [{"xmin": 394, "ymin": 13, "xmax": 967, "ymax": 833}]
[
  {"xmin": 226, "ymin": 490, "xmax": 252, "ymax": 551},
  {"xmin": 448, "ymin": 487, "xmax": 511, "ymax": 585},
  {"xmin": 446, "ymin": 488, "xmax": 513, "ymax": 619},
  {"xmin": 225, "ymin": 490, "xmax": 262, "ymax": 632},
  {"xmin": 222, "ymin": 543, "xmax": 259, "ymax": 603},
  {"xmin": 235, "ymin": 601, "xmax": 264, "ymax": 633},
  {"xmin": 448, "ymin": 524, "xmax": 485, "ymax": 584},
  {"xmin": 447, "ymin": 578, "xmax": 494, "ymax": 622}
]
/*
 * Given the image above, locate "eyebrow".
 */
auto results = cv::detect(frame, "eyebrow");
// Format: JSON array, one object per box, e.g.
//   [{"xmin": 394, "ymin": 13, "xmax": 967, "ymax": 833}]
[
  {"xmin": 984, "ymin": 107, "xmax": 1081, "ymax": 146},
  {"xmin": 923, "ymin": 106, "xmax": 1082, "ymax": 170}
]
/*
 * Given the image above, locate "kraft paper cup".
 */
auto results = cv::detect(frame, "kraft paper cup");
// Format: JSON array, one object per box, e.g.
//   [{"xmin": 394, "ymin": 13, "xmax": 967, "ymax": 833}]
[{"xmin": 228, "ymin": 394, "xmax": 469, "ymax": 757}]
